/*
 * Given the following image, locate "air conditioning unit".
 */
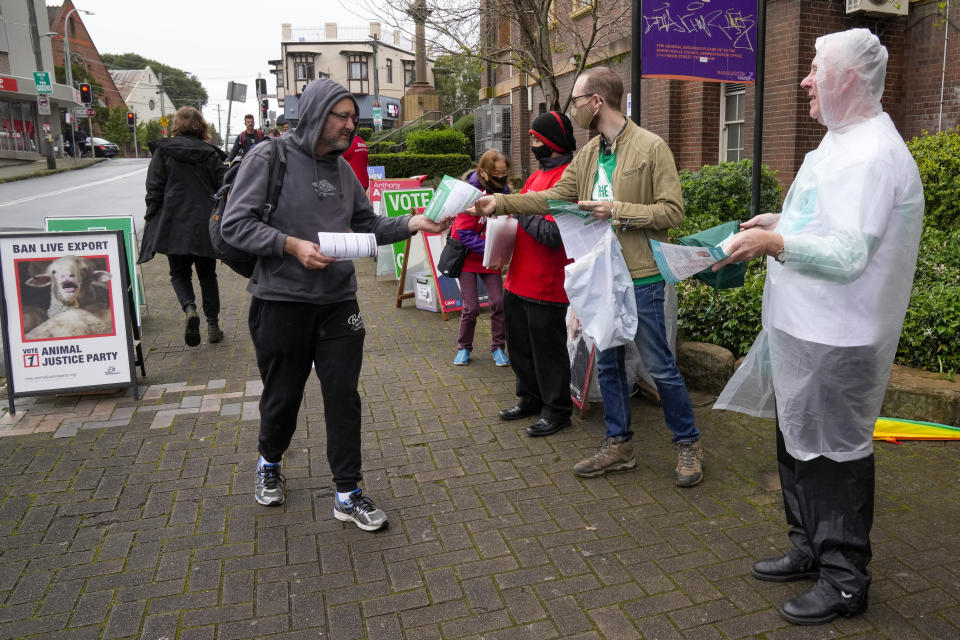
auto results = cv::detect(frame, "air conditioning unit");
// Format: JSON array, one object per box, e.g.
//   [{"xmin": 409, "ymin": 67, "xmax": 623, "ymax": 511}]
[{"xmin": 846, "ymin": 0, "xmax": 908, "ymax": 16}]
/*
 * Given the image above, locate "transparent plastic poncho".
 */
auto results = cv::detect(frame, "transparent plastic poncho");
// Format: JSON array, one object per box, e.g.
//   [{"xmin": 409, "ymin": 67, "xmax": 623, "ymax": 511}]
[{"xmin": 715, "ymin": 29, "xmax": 925, "ymax": 462}]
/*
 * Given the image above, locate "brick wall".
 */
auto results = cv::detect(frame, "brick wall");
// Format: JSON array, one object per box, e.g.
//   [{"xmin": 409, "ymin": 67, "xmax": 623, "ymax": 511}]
[{"xmin": 901, "ymin": 0, "xmax": 960, "ymax": 139}]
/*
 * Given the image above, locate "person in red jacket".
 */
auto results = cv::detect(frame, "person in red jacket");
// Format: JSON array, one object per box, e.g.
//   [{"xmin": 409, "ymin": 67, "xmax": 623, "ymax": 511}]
[
  {"xmin": 342, "ymin": 134, "xmax": 370, "ymax": 190},
  {"xmin": 498, "ymin": 111, "xmax": 577, "ymax": 436},
  {"xmin": 451, "ymin": 149, "xmax": 512, "ymax": 366}
]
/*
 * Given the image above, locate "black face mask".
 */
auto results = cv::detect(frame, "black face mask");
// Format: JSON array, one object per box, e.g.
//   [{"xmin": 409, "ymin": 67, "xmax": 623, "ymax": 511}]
[
  {"xmin": 532, "ymin": 145, "xmax": 553, "ymax": 161},
  {"xmin": 484, "ymin": 175, "xmax": 508, "ymax": 192}
]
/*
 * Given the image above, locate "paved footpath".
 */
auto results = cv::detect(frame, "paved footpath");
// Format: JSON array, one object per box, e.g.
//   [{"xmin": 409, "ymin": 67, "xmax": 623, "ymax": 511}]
[{"xmin": 0, "ymin": 256, "xmax": 957, "ymax": 639}]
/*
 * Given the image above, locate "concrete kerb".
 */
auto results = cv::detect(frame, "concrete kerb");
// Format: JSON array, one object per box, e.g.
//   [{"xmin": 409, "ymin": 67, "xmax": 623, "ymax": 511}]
[
  {"xmin": 677, "ymin": 340, "xmax": 960, "ymax": 427},
  {"xmin": 0, "ymin": 157, "xmax": 106, "ymax": 184}
]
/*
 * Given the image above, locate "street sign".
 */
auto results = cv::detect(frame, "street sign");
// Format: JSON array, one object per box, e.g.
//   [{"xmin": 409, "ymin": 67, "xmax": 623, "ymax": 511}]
[
  {"xmin": 226, "ymin": 81, "xmax": 247, "ymax": 103},
  {"xmin": 87, "ymin": 107, "xmax": 95, "ymax": 117},
  {"xmin": 37, "ymin": 95, "xmax": 51, "ymax": 116},
  {"xmin": 161, "ymin": 127, "xmax": 167, "ymax": 136},
  {"xmin": 159, "ymin": 116, "xmax": 169, "ymax": 127},
  {"xmin": 42, "ymin": 123, "xmax": 51, "ymax": 134},
  {"xmin": 33, "ymin": 71, "xmax": 52, "ymax": 94},
  {"xmin": 372, "ymin": 106, "xmax": 383, "ymax": 127},
  {"xmin": 74, "ymin": 106, "xmax": 87, "ymax": 118}
]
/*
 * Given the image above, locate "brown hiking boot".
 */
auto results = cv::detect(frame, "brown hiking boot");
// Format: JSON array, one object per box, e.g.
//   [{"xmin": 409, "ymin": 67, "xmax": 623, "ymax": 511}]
[
  {"xmin": 207, "ymin": 319, "xmax": 224, "ymax": 344},
  {"xmin": 573, "ymin": 438, "xmax": 636, "ymax": 478},
  {"xmin": 675, "ymin": 440, "xmax": 704, "ymax": 487}
]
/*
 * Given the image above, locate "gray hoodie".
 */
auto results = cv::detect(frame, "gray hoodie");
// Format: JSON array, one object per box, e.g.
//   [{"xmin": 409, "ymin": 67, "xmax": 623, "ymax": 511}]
[{"xmin": 221, "ymin": 78, "xmax": 412, "ymax": 304}]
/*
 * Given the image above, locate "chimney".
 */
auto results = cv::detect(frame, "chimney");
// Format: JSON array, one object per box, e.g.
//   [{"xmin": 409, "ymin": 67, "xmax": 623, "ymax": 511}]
[
  {"xmin": 369, "ymin": 22, "xmax": 381, "ymax": 39},
  {"xmin": 325, "ymin": 23, "xmax": 338, "ymax": 40},
  {"xmin": 393, "ymin": 29, "xmax": 401, "ymax": 46},
  {"xmin": 281, "ymin": 23, "xmax": 291, "ymax": 40}
]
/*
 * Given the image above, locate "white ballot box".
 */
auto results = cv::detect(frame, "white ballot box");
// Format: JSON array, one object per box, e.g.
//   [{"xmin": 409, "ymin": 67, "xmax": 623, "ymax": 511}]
[{"xmin": 415, "ymin": 273, "xmax": 441, "ymax": 312}]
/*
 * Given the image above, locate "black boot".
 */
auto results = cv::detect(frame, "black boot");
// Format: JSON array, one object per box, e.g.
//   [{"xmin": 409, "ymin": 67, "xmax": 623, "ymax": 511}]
[
  {"xmin": 780, "ymin": 578, "xmax": 867, "ymax": 625},
  {"xmin": 752, "ymin": 548, "xmax": 819, "ymax": 582},
  {"xmin": 207, "ymin": 318, "xmax": 223, "ymax": 344},
  {"xmin": 184, "ymin": 304, "xmax": 200, "ymax": 347}
]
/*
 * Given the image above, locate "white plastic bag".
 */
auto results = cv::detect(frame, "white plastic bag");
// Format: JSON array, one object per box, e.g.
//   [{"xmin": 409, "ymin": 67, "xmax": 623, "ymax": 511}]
[{"xmin": 563, "ymin": 228, "xmax": 637, "ymax": 351}]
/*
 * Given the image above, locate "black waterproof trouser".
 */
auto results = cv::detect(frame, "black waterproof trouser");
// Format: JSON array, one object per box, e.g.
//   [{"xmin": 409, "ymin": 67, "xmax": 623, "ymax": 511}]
[
  {"xmin": 250, "ymin": 297, "xmax": 366, "ymax": 493},
  {"xmin": 167, "ymin": 254, "xmax": 220, "ymax": 320},
  {"xmin": 503, "ymin": 291, "xmax": 572, "ymax": 422},
  {"xmin": 777, "ymin": 426, "xmax": 875, "ymax": 597}
]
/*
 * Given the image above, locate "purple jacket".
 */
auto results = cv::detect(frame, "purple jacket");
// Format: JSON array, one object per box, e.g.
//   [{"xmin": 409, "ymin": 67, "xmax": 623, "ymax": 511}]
[{"xmin": 460, "ymin": 170, "xmax": 509, "ymax": 252}]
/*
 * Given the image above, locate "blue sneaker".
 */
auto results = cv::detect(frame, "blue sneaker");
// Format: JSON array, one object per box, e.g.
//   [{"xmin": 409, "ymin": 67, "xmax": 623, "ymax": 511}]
[
  {"xmin": 492, "ymin": 347, "xmax": 510, "ymax": 367},
  {"xmin": 454, "ymin": 349, "xmax": 470, "ymax": 365},
  {"xmin": 334, "ymin": 489, "xmax": 388, "ymax": 531},
  {"xmin": 254, "ymin": 460, "xmax": 285, "ymax": 506}
]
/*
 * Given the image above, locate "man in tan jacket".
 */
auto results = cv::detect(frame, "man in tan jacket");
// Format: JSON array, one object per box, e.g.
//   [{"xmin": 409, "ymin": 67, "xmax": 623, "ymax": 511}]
[{"xmin": 471, "ymin": 67, "xmax": 703, "ymax": 487}]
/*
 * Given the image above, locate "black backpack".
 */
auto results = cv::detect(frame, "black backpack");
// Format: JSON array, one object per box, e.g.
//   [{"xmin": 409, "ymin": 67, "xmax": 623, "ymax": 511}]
[{"xmin": 209, "ymin": 137, "xmax": 286, "ymax": 277}]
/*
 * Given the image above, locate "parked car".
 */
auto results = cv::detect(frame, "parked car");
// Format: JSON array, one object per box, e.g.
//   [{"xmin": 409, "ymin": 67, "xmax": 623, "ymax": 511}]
[{"xmin": 89, "ymin": 137, "xmax": 120, "ymax": 158}]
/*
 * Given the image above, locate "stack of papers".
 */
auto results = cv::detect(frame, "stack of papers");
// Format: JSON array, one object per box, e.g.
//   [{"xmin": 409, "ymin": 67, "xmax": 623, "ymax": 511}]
[
  {"xmin": 547, "ymin": 200, "xmax": 609, "ymax": 261},
  {"xmin": 316, "ymin": 232, "xmax": 378, "ymax": 260},
  {"xmin": 650, "ymin": 234, "xmax": 735, "ymax": 283},
  {"xmin": 422, "ymin": 176, "xmax": 484, "ymax": 222}
]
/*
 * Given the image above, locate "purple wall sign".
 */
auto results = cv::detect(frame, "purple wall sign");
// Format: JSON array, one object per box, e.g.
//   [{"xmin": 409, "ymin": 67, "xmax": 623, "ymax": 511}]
[{"xmin": 641, "ymin": 0, "xmax": 758, "ymax": 83}]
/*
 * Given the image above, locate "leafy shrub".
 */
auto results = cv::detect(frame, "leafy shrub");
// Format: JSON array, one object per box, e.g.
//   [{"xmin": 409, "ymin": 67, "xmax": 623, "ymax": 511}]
[
  {"xmin": 407, "ymin": 129, "xmax": 470, "ymax": 155},
  {"xmin": 356, "ymin": 127, "xmax": 373, "ymax": 141},
  {"xmin": 452, "ymin": 114, "xmax": 475, "ymax": 159},
  {"xmin": 906, "ymin": 127, "xmax": 960, "ymax": 233},
  {"xmin": 673, "ymin": 159, "xmax": 782, "ymax": 240},
  {"xmin": 368, "ymin": 153, "xmax": 473, "ymax": 181},
  {"xmin": 677, "ymin": 263, "xmax": 765, "ymax": 356}
]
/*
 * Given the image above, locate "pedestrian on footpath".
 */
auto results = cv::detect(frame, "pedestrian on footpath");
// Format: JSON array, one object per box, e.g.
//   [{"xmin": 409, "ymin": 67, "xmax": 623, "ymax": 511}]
[
  {"xmin": 226, "ymin": 114, "xmax": 265, "ymax": 163},
  {"xmin": 451, "ymin": 149, "xmax": 512, "ymax": 367},
  {"xmin": 469, "ymin": 67, "xmax": 704, "ymax": 487},
  {"xmin": 140, "ymin": 106, "xmax": 226, "ymax": 347},
  {"xmin": 498, "ymin": 111, "xmax": 576, "ymax": 437},
  {"xmin": 713, "ymin": 29, "xmax": 924, "ymax": 625},
  {"xmin": 221, "ymin": 78, "xmax": 449, "ymax": 531}
]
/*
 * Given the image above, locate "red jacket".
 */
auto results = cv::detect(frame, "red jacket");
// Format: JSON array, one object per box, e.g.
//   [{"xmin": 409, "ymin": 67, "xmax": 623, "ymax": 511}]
[
  {"xmin": 342, "ymin": 136, "xmax": 369, "ymax": 190},
  {"xmin": 504, "ymin": 163, "xmax": 572, "ymax": 302},
  {"xmin": 451, "ymin": 213, "xmax": 501, "ymax": 274}
]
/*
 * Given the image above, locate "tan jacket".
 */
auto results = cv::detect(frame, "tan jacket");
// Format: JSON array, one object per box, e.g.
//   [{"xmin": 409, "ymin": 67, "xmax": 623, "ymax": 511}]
[{"xmin": 494, "ymin": 119, "xmax": 684, "ymax": 279}]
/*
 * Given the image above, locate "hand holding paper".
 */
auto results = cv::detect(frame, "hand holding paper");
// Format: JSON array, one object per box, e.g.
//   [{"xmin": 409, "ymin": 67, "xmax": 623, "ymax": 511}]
[
  {"xmin": 650, "ymin": 239, "xmax": 731, "ymax": 284},
  {"xmin": 422, "ymin": 175, "xmax": 484, "ymax": 222}
]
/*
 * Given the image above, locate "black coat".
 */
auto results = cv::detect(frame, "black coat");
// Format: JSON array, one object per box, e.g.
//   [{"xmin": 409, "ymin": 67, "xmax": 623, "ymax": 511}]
[{"xmin": 140, "ymin": 136, "xmax": 226, "ymax": 262}]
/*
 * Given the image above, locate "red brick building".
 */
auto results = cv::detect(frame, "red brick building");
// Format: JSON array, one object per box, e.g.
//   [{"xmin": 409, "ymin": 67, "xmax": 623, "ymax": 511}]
[
  {"xmin": 481, "ymin": 0, "xmax": 959, "ymax": 194},
  {"xmin": 48, "ymin": 0, "xmax": 124, "ymax": 109}
]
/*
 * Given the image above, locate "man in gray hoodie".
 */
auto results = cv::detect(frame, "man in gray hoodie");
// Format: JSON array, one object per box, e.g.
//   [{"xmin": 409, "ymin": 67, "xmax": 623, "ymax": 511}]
[{"xmin": 222, "ymin": 78, "xmax": 448, "ymax": 531}]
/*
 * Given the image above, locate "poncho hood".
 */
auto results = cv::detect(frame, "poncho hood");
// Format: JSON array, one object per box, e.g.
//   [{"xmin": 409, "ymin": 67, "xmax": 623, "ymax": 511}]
[{"xmin": 814, "ymin": 28, "xmax": 888, "ymax": 131}]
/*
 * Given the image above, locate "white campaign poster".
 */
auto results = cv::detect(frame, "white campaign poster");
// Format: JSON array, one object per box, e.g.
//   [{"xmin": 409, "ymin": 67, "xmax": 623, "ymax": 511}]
[{"xmin": 0, "ymin": 231, "xmax": 134, "ymax": 395}]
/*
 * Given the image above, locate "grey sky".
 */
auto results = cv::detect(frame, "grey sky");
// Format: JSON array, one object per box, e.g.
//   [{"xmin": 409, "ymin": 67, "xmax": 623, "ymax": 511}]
[{"xmin": 47, "ymin": 0, "xmax": 396, "ymax": 137}]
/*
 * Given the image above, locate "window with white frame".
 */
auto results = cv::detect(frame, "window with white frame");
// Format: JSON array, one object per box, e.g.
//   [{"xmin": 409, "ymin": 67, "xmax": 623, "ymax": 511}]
[
  {"xmin": 294, "ymin": 56, "xmax": 314, "ymax": 81},
  {"xmin": 386, "ymin": 59, "xmax": 393, "ymax": 84},
  {"xmin": 721, "ymin": 83, "xmax": 746, "ymax": 162}
]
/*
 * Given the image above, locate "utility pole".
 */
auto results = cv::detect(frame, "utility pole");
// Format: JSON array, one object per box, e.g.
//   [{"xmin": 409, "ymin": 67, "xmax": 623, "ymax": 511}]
[
  {"xmin": 26, "ymin": 0, "xmax": 57, "ymax": 169},
  {"xmin": 215, "ymin": 104, "xmax": 223, "ymax": 143},
  {"xmin": 370, "ymin": 33, "xmax": 381, "ymax": 132},
  {"xmin": 158, "ymin": 71, "xmax": 166, "ymax": 121}
]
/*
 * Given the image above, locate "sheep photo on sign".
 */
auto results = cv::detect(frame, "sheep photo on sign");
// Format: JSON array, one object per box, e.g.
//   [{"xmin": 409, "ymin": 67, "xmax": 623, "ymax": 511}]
[{"xmin": 0, "ymin": 230, "xmax": 138, "ymax": 413}]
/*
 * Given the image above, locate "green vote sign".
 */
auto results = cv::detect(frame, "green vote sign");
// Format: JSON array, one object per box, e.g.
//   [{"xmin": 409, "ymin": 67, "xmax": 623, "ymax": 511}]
[
  {"xmin": 381, "ymin": 188, "xmax": 433, "ymax": 279},
  {"xmin": 44, "ymin": 216, "xmax": 146, "ymax": 325}
]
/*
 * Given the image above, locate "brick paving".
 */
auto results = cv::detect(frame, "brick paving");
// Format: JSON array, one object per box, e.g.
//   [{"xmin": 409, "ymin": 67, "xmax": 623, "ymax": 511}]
[{"xmin": 0, "ymin": 256, "xmax": 957, "ymax": 639}]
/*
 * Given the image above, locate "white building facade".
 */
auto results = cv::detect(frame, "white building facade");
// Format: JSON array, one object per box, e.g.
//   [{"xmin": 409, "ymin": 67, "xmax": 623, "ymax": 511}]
[
  {"xmin": 269, "ymin": 22, "xmax": 435, "ymax": 129},
  {"xmin": 109, "ymin": 66, "xmax": 175, "ymax": 125}
]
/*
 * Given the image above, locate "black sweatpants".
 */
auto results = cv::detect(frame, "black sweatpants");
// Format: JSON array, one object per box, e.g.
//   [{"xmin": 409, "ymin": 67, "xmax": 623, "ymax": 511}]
[
  {"xmin": 167, "ymin": 254, "xmax": 220, "ymax": 320},
  {"xmin": 250, "ymin": 297, "xmax": 366, "ymax": 493},
  {"xmin": 777, "ymin": 426, "xmax": 875, "ymax": 596},
  {"xmin": 503, "ymin": 291, "xmax": 572, "ymax": 422}
]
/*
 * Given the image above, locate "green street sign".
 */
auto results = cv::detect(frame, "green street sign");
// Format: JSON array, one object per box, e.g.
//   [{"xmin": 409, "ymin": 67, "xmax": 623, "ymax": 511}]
[
  {"xmin": 372, "ymin": 106, "xmax": 383, "ymax": 127},
  {"xmin": 33, "ymin": 71, "xmax": 52, "ymax": 94}
]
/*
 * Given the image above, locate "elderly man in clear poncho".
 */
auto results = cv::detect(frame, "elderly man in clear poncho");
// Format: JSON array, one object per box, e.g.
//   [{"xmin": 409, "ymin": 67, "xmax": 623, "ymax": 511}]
[{"xmin": 712, "ymin": 29, "xmax": 924, "ymax": 625}]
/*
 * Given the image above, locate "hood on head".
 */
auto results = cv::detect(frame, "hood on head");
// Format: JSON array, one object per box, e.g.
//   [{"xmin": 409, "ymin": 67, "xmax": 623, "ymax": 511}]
[
  {"xmin": 288, "ymin": 77, "xmax": 358, "ymax": 158},
  {"xmin": 815, "ymin": 28, "xmax": 887, "ymax": 130}
]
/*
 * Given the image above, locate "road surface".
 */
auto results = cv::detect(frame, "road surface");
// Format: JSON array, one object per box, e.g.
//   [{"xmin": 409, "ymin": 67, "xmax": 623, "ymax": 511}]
[{"xmin": 0, "ymin": 159, "xmax": 150, "ymax": 234}]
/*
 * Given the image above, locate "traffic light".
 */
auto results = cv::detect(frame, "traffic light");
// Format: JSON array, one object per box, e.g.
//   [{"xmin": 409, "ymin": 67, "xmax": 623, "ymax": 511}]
[
  {"xmin": 126, "ymin": 112, "xmax": 136, "ymax": 131},
  {"xmin": 79, "ymin": 83, "xmax": 92, "ymax": 104},
  {"xmin": 261, "ymin": 99, "xmax": 269, "ymax": 122},
  {"xmin": 255, "ymin": 78, "xmax": 267, "ymax": 97}
]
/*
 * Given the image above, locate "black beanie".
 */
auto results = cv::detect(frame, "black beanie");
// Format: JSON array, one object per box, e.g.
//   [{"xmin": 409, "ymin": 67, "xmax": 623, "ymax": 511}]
[{"xmin": 530, "ymin": 111, "xmax": 576, "ymax": 153}]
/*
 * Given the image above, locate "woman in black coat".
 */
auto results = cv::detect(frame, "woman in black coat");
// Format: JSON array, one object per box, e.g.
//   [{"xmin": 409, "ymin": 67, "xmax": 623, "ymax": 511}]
[{"xmin": 141, "ymin": 106, "xmax": 226, "ymax": 346}]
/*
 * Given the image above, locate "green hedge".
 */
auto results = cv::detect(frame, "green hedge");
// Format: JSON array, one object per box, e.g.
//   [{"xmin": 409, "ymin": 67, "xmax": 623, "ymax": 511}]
[
  {"xmin": 368, "ymin": 153, "xmax": 473, "ymax": 181},
  {"xmin": 407, "ymin": 129, "xmax": 470, "ymax": 155},
  {"xmin": 675, "ymin": 140, "xmax": 960, "ymax": 374},
  {"xmin": 356, "ymin": 127, "xmax": 373, "ymax": 141}
]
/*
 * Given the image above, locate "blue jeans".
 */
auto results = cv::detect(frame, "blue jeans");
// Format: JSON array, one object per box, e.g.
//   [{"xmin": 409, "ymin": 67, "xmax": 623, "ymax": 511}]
[{"xmin": 595, "ymin": 281, "xmax": 700, "ymax": 444}]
